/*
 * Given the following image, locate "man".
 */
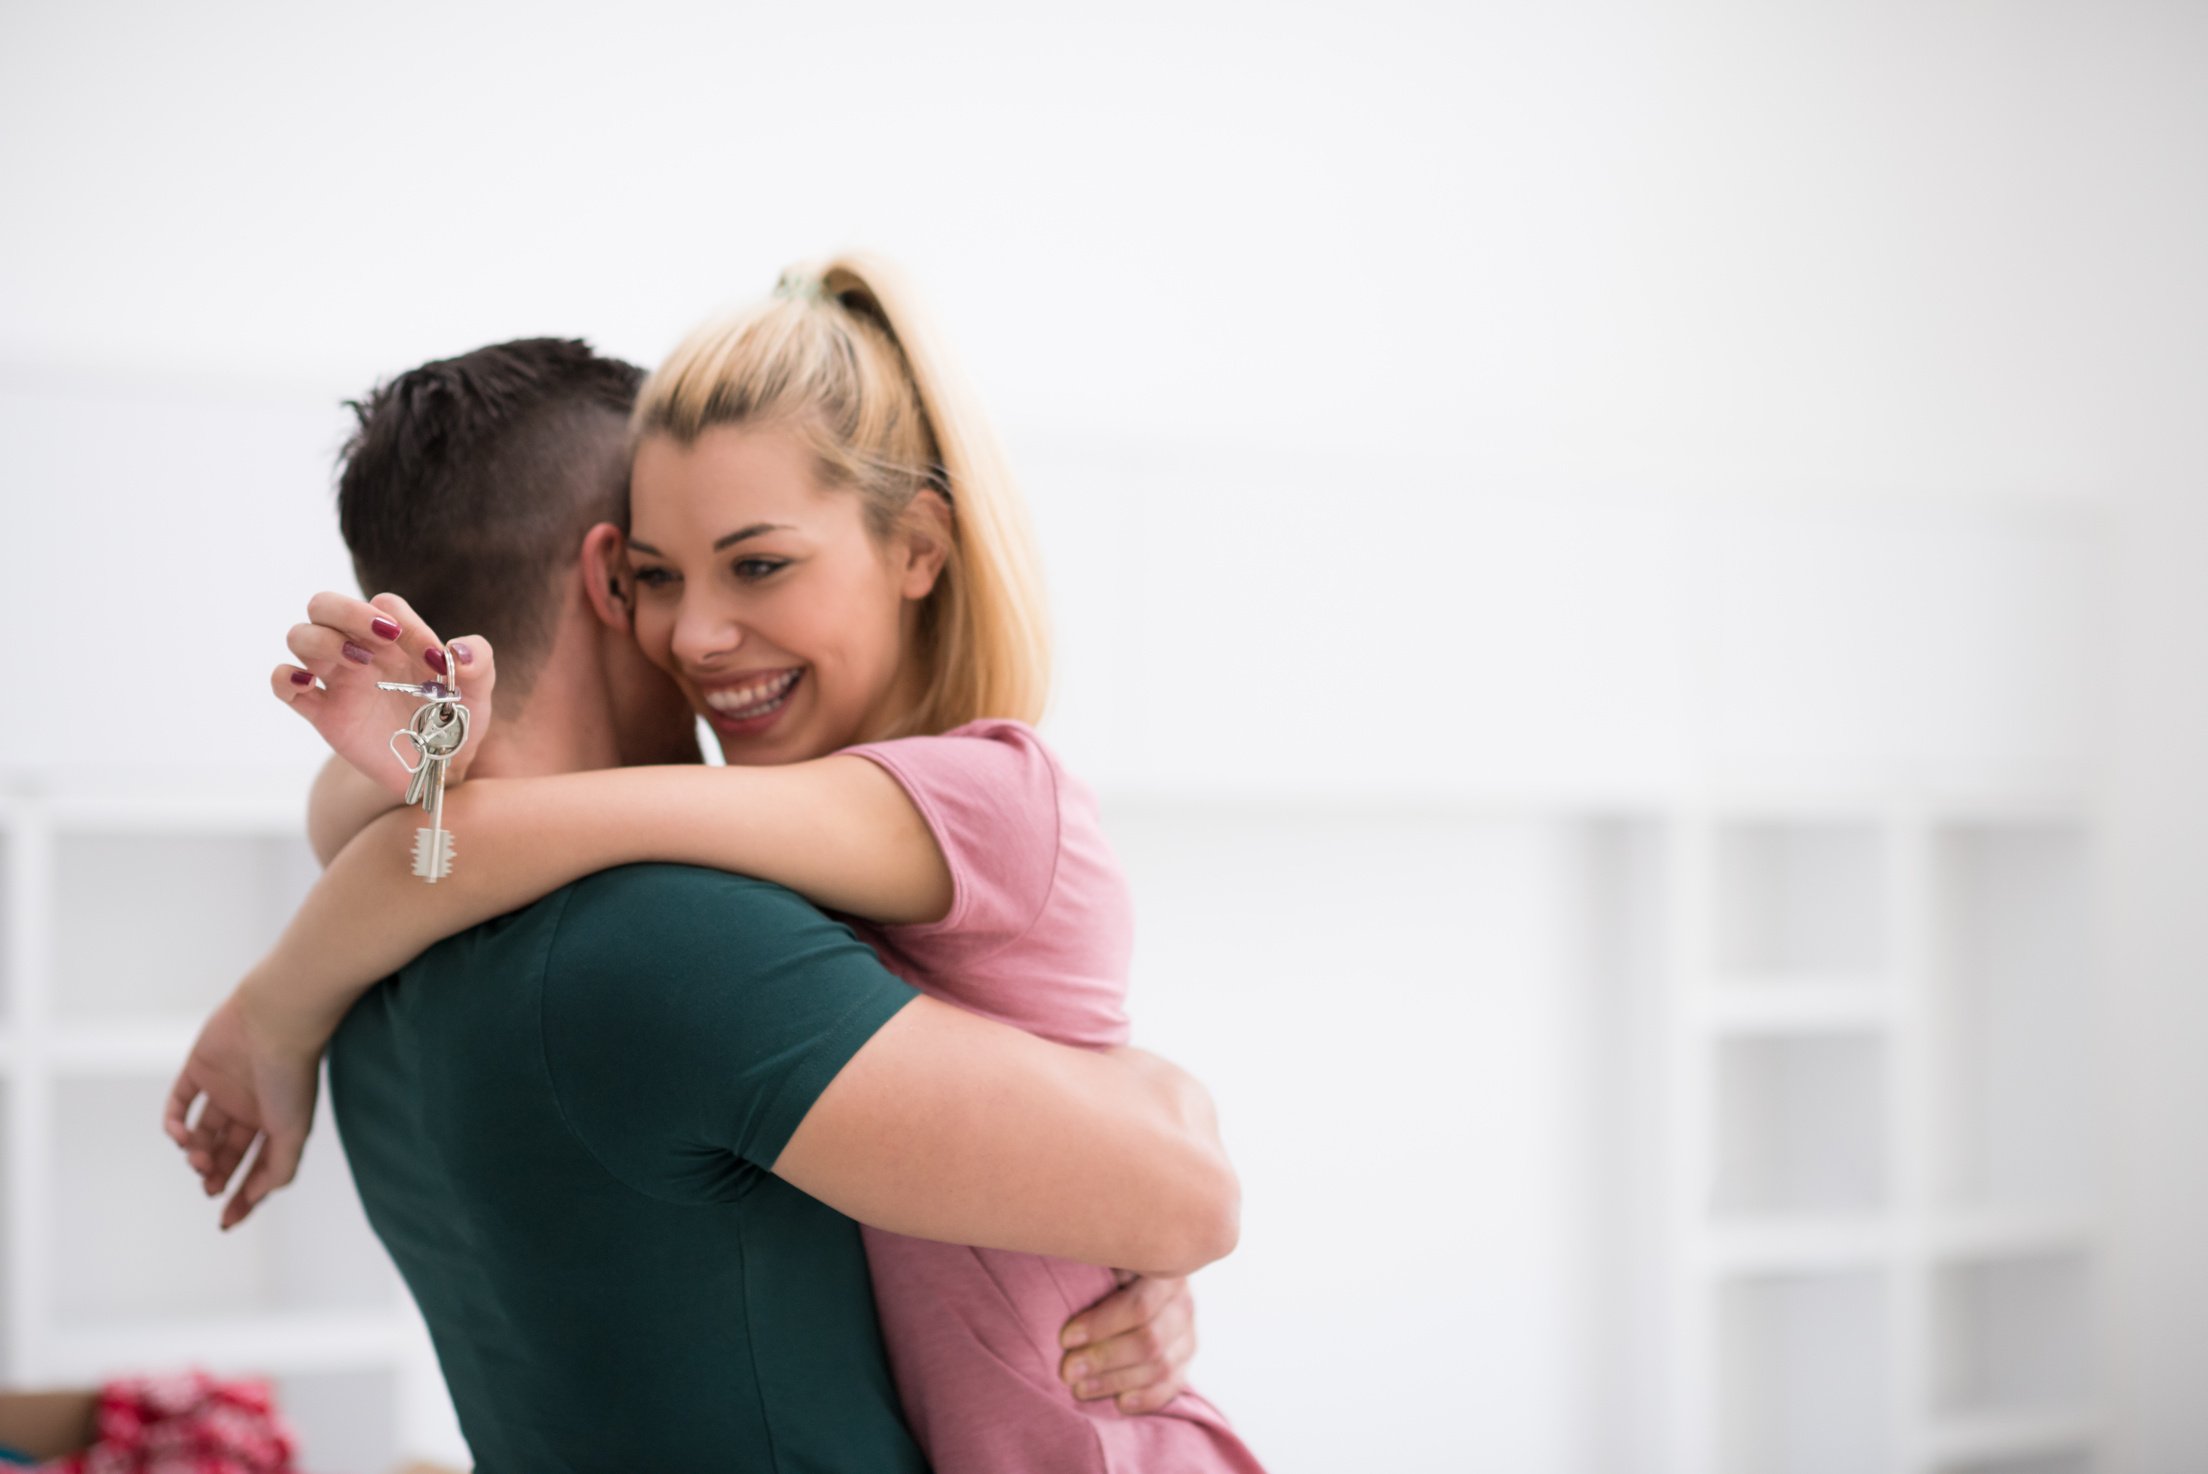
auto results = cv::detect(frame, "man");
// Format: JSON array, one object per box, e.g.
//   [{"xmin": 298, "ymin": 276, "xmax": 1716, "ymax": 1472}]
[{"xmin": 168, "ymin": 341, "xmax": 1232, "ymax": 1470}]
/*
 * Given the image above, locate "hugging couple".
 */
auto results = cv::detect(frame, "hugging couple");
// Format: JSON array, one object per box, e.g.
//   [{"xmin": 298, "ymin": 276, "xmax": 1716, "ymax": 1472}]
[{"xmin": 163, "ymin": 257, "xmax": 1269, "ymax": 1473}]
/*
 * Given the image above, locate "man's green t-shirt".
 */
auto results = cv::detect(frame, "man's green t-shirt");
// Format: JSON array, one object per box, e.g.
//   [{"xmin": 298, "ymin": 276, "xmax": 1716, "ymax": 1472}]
[{"xmin": 328, "ymin": 863, "xmax": 927, "ymax": 1473}]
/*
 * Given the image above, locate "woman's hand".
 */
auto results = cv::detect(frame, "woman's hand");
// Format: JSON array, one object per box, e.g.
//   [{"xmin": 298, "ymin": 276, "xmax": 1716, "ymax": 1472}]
[
  {"xmin": 162, "ymin": 983, "xmax": 323, "ymax": 1230},
  {"xmin": 1058, "ymin": 1272, "xmax": 1201, "ymax": 1414},
  {"xmin": 272, "ymin": 591, "xmax": 498, "ymax": 796}
]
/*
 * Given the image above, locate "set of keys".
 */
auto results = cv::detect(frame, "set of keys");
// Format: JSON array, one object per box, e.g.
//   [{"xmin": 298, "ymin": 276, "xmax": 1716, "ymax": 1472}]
[{"xmin": 379, "ymin": 660, "xmax": 469, "ymax": 883}]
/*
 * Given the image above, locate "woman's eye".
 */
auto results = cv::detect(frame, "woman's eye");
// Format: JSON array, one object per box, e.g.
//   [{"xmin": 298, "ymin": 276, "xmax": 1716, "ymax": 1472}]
[
  {"xmin": 631, "ymin": 566, "xmax": 674, "ymax": 589},
  {"xmin": 733, "ymin": 558, "xmax": 787, "ymax": 582}
]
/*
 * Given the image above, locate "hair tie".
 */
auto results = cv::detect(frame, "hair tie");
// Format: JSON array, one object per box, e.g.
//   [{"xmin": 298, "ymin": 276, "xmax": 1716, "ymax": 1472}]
[{"xmin": 774, "ymin": 272, "xmax": 827, "ymax": 304}]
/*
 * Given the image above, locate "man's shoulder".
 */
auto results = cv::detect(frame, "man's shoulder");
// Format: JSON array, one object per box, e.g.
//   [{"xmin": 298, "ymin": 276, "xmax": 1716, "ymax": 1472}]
[
  {"xmin": 549, "ymin": 862, "xmax": 848, "ymax": 958},
  {"xmin": 541, "ymin": 863, "xmax": 891, "ymax": 1027},
  {"xmin": 560, "ymin": 860, "xmax": 817, "ymax": 913},
  {"xmin": 536, "ymin": 863, "xmax": 919, "ymax": 1179}
]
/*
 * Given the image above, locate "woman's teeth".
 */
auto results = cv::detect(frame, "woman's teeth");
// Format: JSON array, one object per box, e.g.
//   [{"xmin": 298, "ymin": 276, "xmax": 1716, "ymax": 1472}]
[{"xmin": 704, "ymin": 670, "xmax": 801, "ymax": 720}]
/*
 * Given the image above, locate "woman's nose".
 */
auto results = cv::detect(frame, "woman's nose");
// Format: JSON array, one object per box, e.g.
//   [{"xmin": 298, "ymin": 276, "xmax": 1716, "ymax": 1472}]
[{"xmin": 670, "ymin": 593, "xmax": 743, "ymax": 669}]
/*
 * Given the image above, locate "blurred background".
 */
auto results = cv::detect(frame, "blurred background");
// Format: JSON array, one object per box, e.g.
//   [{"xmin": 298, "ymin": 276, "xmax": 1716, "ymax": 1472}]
[{"xmin": 2, "ymin": 2, "xmax": 2204, "ymax": 1470}]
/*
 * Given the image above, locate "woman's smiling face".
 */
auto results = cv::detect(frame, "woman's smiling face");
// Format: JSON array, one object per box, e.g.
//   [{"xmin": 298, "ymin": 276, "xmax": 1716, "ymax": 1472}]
[{"xmin": 625, "ymin": 423, "xmax": 942, "ymax": 765}]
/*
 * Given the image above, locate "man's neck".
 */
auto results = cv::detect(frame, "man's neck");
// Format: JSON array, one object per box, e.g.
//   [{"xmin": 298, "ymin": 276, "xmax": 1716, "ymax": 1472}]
[{"xmin": 466, "ymin": 605, "xmax": 626, "ymax": 781}]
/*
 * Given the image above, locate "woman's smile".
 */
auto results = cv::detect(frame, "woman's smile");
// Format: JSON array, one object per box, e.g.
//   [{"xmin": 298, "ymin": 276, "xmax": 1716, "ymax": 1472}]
[{"xmin": 696, "ymin": 667, "xmax": 805, "ymax": 737}]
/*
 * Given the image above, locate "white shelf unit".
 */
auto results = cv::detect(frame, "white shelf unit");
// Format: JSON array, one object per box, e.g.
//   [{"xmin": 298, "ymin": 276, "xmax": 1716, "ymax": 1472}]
[
  {"xmin": 0, "ymin": 788, "xmax": 452, "ymax": 1474},
  {"xmin": 1665, "ymin": 800, "xmax": 2103, "ymax": 1474}
]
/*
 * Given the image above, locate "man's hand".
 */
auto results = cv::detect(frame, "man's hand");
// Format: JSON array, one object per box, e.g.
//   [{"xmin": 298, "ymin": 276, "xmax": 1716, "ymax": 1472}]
[
  {"xmin": 272, "ymin": 591, "xmax": 497, "ymax": 797},
  {"xmin": 1059, "ymin": 1272, "xmax": 1199, "ymax": 1414},
  {"xmin": 162, "ymin": 987, "xmax": 321, "ymax": 1230}
]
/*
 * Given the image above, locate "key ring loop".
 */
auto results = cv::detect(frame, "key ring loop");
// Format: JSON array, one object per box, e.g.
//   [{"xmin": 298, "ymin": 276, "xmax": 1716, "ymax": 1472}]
[
  {"xmin": 389, "ymin": 728, "xmax": 428, "ymax": 776},
  {"xmin": 411, "ymin": 700, "xmax": 470, "ymax": 748}
]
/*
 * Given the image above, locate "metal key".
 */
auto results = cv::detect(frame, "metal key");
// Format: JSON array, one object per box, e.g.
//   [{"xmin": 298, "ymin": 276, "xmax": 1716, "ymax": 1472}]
[
  {"xmin": 408, "ymin": 699, "xmax": 469, "ymax": 882},
  {"xmin": 381, "ymin": 662, "xmax": 468, "ymax": 882}
]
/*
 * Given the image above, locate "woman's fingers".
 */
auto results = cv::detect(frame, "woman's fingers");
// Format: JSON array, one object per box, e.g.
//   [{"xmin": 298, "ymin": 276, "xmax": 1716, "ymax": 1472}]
[
  {"xmin": 272, "ymin": 663, "xmax": 326, "ymax": 709},
  {"xmin": 443, "ymin": 633, "xmax": 492, "ymax": 692},
  {"xmin": 284, "ymin": 619, "xmax": 372, "ymax": 674},
  {"xmin": 222, "ymin": 1130, "xmax": 302, "ymax": 1231},
  {"xmin": 365, "ymin": 591, "xmax": 454, "ymax": 683},
  {"xmin": 301, "ymin": 590, "xmax": 449, "ymax": 684},
  {"xmin": 205, "ymin": 1118, "xmax": 257, "ymax": 1197},
  {"xmin": 439, "ymin": 634, "xmax": 495, "ymax": 777},
  {"xmin": 185, "ymin": 1103, "xmax": 248, "ymax": 1197},
  {"xmin": 163, "ymin": 1072, "xmax": 202, "ymax": 1147}
]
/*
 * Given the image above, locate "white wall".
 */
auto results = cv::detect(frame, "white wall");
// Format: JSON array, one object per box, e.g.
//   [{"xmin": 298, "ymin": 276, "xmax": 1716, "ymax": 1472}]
[{"xmin": 1, "ymin": 1, "xmax": 2193, "ymax": 493}]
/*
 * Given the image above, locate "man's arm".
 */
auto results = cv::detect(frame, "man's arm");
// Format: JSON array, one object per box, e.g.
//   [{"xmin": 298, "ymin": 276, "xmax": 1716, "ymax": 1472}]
[
  {"xmin": 539, "ymin": 867, "xmax": 1241, "ymax": 1282},
  {"xmin": 772, "ymin": 999, "xmax": 1241, "ymax": 1279}
]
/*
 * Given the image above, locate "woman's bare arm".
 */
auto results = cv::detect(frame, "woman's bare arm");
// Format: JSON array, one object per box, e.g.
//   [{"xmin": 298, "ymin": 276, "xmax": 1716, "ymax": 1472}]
[
  {"xmin": 245, "ymin": 759, "xmax": 951, "ymax": 1052},
  {"xmin": 306, "ymin": 754, "xmax": 405, "ymax": 866}
]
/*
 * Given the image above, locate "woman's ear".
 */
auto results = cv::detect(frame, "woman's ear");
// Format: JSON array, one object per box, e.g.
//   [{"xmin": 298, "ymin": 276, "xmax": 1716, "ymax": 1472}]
[
  {"xmin": 898, "ymin": 490, "xmax": 953, "ymax": 601},
  {"xmin": 581, "ymin": 522, "xmax": 634, "ymax": 632}
]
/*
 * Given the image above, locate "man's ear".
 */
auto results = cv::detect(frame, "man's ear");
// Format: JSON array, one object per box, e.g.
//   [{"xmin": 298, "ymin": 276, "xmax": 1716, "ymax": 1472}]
[
  {"xmin": 898, "ymin": 490, "xmax": 953, "ymax": 601},
  {"xmin": 580, "ymin": 522, "xmax": 634, "ymax": 633}
]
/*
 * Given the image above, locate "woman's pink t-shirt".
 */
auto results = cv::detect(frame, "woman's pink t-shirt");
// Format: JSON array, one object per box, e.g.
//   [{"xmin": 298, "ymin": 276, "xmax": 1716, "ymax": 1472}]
[{"xmin": 843, "ymin": 719, "xmax": 1266, "ymax": 1474}]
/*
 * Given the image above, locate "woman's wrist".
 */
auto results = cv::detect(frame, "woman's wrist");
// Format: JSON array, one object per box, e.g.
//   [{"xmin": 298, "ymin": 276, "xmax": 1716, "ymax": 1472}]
[{"xmin": 234, "ymin": 961, "xmax": 343, "ymax": 1060}]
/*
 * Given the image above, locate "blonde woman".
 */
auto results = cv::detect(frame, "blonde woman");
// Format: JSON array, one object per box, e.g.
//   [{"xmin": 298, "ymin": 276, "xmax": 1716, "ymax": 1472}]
[{"xmin": 175, "ymin": 260, "xmax": 1268, "ymax": 1472}]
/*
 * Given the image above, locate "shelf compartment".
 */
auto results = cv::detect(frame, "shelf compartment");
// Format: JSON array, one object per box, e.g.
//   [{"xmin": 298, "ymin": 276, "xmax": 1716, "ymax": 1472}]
[
  {"xmin": 1713, "ymin": 1032, "xmax": 1889, "ymax": 1218},
  {"xmin": 1714, "ymin": 820, "xmax": 1889, "ymax": 979},
  {"xmin": 0, "ymin": 1077, "xmax": 11, "ymax": 1383},
  {"xmin": 50, "ymin": 1075, "xmax": 398, "ymax": 1325},
  {"xmin": 45, "ymin": 1022, "xmax": 199, "ymax": 1076},
  {"xmin": 1930, "ymin": 824, "xmax": 2094, "ymax": 1217},
  {"xmin": 1703, "ymin": 1218, "xmax": 1892, "ymax": 1276},
  {"xmin": 1924, "ymin": 1409, "xmax": 2095, "ymax": 1471},
  {"xmin": 1933, "ymin": 1459, "xmax": 2091, "ymax": 1474},
  {"xmin": 0, "ymin": 818, "xmax": 14, "ymax": 1029},
  {"xmin": 1717, "ymin": 1268, "xmax": 1893, "ymax": 1474},
  {"xmin": 1928, "ymin": 1215, "xmax": 2095, "ymax": 1263},
  {"xmin": 1704, "ymin": 982, "xmax": 1896, "ymax": 1036},
  {"xmin": 49, "ymin": 831, "xmax": 316, "ymax": 1027},
  {"xmin": 1930, "ymin": 1249, "xmax": 2095, "ymax": 1418}
]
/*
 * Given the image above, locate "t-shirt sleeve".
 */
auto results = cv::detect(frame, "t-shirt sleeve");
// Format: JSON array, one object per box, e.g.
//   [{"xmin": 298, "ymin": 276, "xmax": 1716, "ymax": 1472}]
[
  {"xmin": 845, "ymin": 719, "xmax": 1063, "ymax": 960},
  {"xmin": 536, "ymin": 864, "xmax": 917, "ymax": 1201}
]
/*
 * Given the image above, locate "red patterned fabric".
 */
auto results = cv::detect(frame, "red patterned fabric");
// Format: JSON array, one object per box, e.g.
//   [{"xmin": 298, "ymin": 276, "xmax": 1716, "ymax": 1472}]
[{"xmin": 38, "ymin": 1374, "xmax": 300, "ymax": 1474}]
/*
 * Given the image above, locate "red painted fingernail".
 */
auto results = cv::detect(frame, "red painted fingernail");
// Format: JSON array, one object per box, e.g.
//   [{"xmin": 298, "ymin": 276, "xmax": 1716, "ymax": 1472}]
[
  {"xmin": 451, "ymin": 641, "xmax": 473, "ymax": 665},
  {"xmin": 371, "ymin": 616, "xmax": 402, "ymax": 640},
  {"xmin": 424, "ymin": 646, "xmax": 448, "ymax": 675},
  {"xmin": 342, "ymin": 641, "xmax": 374, "ymax": 665},
  {"xmin": 289, "ymin": 669, "xmax": 315, "ymax": 687}
]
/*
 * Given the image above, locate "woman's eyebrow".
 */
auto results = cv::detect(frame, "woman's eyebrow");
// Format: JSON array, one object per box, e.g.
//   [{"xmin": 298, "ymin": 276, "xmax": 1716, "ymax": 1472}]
[
  {"xmin": 712, "ymin": 523, "xmax": 793, "ymax": 551},
  {"xmin": 626, "ymin": 524, "xmax": 792, "ymax": 559}
]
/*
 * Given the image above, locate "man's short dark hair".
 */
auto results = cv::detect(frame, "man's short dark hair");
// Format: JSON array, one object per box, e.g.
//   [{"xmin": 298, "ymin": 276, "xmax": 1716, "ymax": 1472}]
[{"xmin": 336, "ymin": 338, "xmax": 644, "ymax": 701}]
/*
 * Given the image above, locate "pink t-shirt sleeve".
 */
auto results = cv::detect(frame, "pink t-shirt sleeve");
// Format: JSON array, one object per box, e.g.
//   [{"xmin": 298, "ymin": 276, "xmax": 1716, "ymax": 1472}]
[
  {"xmin": 842, "ymin": 719, "xmax": 1133, "ymax": 1048},
  {"xmin": 845, "ymin": 719, "xmax": 1062, "ymax": 963}
]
